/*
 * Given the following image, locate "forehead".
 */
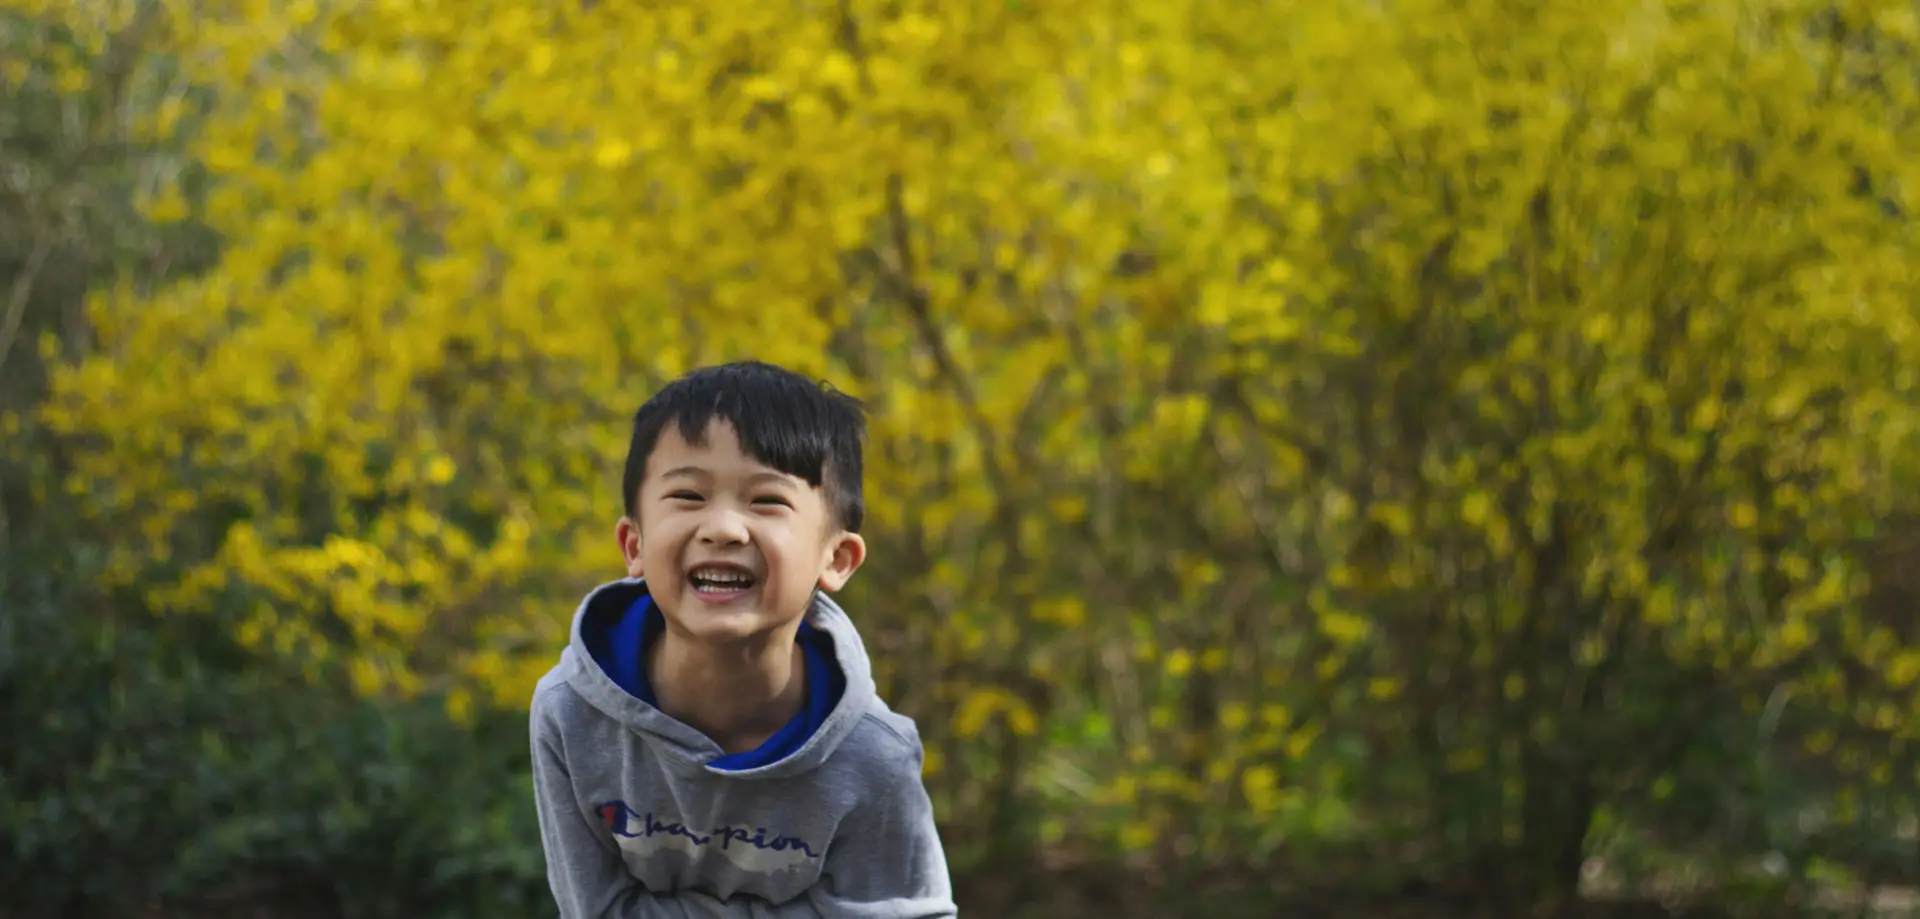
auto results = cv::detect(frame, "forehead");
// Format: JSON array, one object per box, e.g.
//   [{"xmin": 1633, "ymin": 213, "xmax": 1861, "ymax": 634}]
[{"xmin": 645, "ymin": 420, "xmax": 797, "ymax": 481}]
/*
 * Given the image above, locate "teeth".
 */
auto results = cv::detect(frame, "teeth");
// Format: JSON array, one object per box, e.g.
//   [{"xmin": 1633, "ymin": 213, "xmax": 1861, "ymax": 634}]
[{"xmin": 689, "ymin": 567, "xmax": 754, "ymax": 590}]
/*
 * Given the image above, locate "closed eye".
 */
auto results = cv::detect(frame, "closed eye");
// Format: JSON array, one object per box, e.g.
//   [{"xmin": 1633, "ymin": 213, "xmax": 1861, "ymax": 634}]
[
  {"xmin": 666, "ymin": 491, "xmax": 704, "ymax": 502},
  {"xmin": 752, "ymin": 495, "xmax": 793, "ymax": 508}
]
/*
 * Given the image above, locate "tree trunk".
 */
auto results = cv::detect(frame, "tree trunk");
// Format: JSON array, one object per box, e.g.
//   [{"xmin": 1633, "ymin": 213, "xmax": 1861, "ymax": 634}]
[{"xmin": 1518, "ymin": 754, "xmax": 1598, "ymax": 917}]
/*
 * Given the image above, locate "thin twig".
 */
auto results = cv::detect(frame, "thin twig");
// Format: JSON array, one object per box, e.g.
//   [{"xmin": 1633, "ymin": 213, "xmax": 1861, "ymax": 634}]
[{"xmin": 0, "ymin": 239, "xmax": 53, "ymax": 379}]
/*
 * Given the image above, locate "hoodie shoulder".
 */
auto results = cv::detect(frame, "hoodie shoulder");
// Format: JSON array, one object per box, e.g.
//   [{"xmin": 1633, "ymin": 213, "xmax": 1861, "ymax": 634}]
[
  {"xmin": 833, "ymin": 698, "xmax": 927, "ymax": 785},
  {"xmin": 531, "ymin": 646, "xmax": 623, "ymax": 747},
  {"xmin": 529, "ymin": 652, "xmax": 585, "ymax": 738}
]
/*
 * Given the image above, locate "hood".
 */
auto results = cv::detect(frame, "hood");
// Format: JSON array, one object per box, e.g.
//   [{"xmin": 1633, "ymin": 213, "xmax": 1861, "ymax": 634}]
[{"xmin": 558, "ymin": 577, "xmax": 879, "ymax": 780}]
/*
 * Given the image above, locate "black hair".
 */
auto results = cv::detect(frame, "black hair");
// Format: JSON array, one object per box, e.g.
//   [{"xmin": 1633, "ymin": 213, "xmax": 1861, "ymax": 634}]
[{"xmin": 621, "ymin": 361, "xmax": 867, "ymax": 533}]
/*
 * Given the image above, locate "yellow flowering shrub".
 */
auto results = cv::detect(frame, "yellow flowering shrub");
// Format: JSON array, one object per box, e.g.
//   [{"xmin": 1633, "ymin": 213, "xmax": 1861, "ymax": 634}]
[{"xmin": 29, "ymin": 0, "xmax": 1920, "ymax": 903}]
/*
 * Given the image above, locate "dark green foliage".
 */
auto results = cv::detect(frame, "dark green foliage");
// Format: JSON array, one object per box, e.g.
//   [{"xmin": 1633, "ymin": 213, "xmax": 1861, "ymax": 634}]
[{"xmin": 0, "ymin": 515, "xmax": 551, "ymax": 919}]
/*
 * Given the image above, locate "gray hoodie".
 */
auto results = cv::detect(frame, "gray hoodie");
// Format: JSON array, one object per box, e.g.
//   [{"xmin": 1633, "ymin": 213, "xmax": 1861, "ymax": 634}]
[{"xmin": 530, "ymin": 578, "xmax": 957, "ymax": 919}]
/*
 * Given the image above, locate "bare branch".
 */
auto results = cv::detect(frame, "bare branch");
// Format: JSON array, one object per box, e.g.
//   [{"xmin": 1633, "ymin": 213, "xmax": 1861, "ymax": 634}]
[{"xmin": 0, "ymin": 239, "xmax": 53, "ymax": 379}]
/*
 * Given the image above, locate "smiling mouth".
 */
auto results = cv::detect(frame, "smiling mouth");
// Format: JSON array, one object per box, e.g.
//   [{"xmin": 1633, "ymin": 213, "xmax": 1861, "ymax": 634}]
[{"xmin": 687, "ymin": 565, "xmax": 758, "ymax": 594}]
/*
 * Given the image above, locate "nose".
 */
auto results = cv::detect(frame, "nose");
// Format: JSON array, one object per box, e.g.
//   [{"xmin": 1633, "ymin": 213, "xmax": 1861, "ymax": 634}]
[{"xmin": 696, "ymin": 508, "xmax": 750, "ymax": 546}]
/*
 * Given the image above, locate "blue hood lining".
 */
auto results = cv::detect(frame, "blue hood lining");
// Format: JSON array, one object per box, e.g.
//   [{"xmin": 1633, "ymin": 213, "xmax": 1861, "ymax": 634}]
[{"xmin": 583, "ymin": 592, "xmax": 845, "ymax": 772}]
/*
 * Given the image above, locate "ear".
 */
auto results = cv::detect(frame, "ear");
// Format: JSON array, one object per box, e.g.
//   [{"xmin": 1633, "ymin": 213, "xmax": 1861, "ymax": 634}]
[
  {"xmin": 816, "ymin": 531, "xmax": 867, "ymax": 592},
  {"xmin": 615, "ymin": 516, "xmax": 645, "ymax": 579}
]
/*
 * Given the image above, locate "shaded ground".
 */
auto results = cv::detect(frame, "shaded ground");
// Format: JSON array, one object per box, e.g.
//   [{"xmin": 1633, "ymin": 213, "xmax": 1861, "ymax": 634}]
[
  {"xmin": 953, "ymin": 863, "xmax": 1920, "ymax": 919},
  {"xmin": 14, "ymin": 864, "xmax": 1914, "ymax": 918}
]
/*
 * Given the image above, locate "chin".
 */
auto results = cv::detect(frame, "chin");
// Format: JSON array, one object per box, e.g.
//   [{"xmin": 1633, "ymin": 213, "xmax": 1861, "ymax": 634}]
[{"xmin": 667, "ymin": 601, "xmax": 788, "ymax": 646}]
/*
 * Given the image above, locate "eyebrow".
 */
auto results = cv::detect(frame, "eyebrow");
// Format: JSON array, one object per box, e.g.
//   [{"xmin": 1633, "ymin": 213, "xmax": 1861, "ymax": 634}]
[{"xmin": 659, "ymin": 467, "xmax": 800, "ymax": 488}]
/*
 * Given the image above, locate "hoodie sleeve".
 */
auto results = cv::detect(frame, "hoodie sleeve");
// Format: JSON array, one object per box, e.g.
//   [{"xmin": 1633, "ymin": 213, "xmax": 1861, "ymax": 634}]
[
  {"xmin": 805, "ymin": 741, "xmax": 957, "ymax": 919},
  {"xmin": 531, "ymin": 693, "xmax": 683, "ymax": 919}
]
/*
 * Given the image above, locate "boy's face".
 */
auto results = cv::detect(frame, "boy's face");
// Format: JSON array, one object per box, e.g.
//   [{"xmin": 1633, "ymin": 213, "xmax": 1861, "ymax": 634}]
[{"xmin": 616, "ymin": 420, "xmax": 865, "ymax": 647}]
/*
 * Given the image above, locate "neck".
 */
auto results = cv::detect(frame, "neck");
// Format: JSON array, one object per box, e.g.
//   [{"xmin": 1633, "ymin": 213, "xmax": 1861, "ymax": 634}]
[{"xmin": 649, "ymin": 628, "xmax": 807, "ymax": 755}]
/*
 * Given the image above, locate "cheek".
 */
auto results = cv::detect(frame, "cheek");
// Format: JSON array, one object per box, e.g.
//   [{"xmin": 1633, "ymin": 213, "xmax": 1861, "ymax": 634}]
[
  {"xmin": 638, "ymin": 523, "xmax": 685, "ymax": 564},
  {"xmin": 778, "ymin": 536, "xmax": 831, "ymax": 575}
]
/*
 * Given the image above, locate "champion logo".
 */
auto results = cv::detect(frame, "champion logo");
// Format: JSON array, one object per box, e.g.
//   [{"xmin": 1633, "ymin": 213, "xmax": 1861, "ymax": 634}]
[{"xmin": 596, "ymin": 800, "xmax": 822, "ymax": 860}]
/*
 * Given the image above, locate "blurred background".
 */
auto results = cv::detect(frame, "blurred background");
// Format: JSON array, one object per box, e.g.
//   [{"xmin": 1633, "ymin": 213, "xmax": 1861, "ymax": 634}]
[{"xmin": 5, "ymin": 1, "xmax": 1920, "ymax": 917}]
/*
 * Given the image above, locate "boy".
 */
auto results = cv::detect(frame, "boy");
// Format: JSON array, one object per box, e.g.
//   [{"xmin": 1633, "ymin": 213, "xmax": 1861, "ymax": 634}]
[{"xmin": 529, "ymin": 361, "xmax": 957, "ymax": 919}]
